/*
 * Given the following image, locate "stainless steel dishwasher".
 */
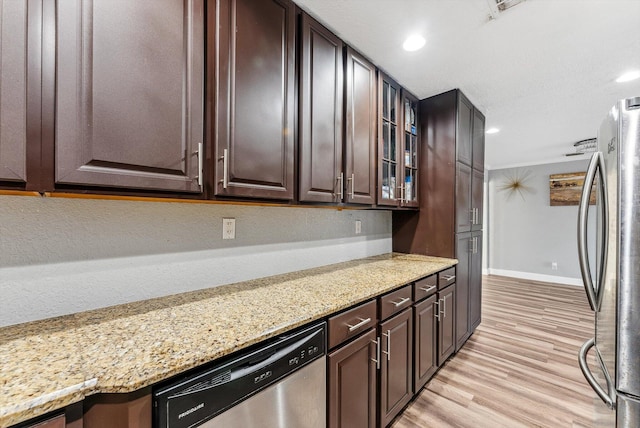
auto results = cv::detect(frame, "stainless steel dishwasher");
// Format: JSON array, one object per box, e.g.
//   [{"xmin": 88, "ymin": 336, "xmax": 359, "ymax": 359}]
[{"xmin": 153, "ymin": 322, "xmax": 326, "ymax": 428}]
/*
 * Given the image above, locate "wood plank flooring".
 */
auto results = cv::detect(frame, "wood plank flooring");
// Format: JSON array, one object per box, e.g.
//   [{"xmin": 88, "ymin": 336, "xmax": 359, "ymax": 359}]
[{"xmin": 393, "ymin": 275, "xmax": 598, "ymax": 428}]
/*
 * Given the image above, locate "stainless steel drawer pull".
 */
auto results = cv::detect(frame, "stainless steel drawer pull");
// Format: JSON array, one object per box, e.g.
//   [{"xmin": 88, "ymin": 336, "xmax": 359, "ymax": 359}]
[
  {"xmin": 419, "ymin": 285, "xmax": 436, "ymax": 294},
  {"xmin": 440, "ymin": 297, "xmax": 446, "ymax": 318},
  {"xmin": 346, "ymin": 317, "xmax": 371, "ymax": 332},
  {"xmin": 390, "ymin": 297, "xmax": 411, "ymax": 307},
  {"xmin": 441, "ymin": 275, "xmax": 456, "ymax": 282},
  {"xmin": 434, "ymin": 300, "xmax": 440, "ymax": 321}
]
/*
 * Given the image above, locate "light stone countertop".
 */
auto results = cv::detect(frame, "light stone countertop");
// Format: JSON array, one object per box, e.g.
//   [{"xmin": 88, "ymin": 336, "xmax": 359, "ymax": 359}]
[{"xmin": 0, "ymin": 253, "xmax": 456, "ymax": 427}]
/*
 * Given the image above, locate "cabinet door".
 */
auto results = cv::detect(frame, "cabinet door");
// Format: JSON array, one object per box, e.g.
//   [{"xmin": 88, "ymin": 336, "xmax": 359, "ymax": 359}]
[
  {"xmin": 437, "ymin": 284, "xmax": 456, "ymax": 366},
  {"xmin": 414, "ymin": 295, "xmax": 437, "ymax": 392},
  {"xmin": 469, "ymin": 232, "xmax": 483, "ymax": 331},
  {"xmin": 401, "ymin": 91, "xmax": 419, "ymax": 208},
  {"xmin": 0, "ymin": 0, "xmax": 28, "ymax": 184},
  {"xmin": 456, "ymin": 162, "xmax": 472, "ymax": 233},
  {"xmin": 471, "ymin": 168, "xmax": 484, "ymax": 231},
  {"xmin": 299, "ymin": 14, "xmax": 343, "ymax": 203},
  {"xmin": 472, "ymin": 108, "xmax": 485, "ymax": 171},
  {"xmin": 380, "ymin": 308, "xmax": 413, "ymax": 427},
  {"xmin": 454, "ymin": 233, "xmax": 471, "ymax": 351},
  {"xmin": 456, "ymin": 93, "xmax": 473, "ymax": 166},
  {"xmin": 56, "ymin": 0, "xmax": 204, "ymax": 192},
  {"xmin": 344, "ymin": 47, "xmax": 376, "ymax": 205},
  {"xmin": 328, "ymin": 329, "xmax": 377, "ymax": 428},
  {"xmin": 377, "ymin": 72, "xmax": 401, "ymax": 207},
  {"xmin": 215, "ymin": 0, "xmax": 295, "ymax": 200}
]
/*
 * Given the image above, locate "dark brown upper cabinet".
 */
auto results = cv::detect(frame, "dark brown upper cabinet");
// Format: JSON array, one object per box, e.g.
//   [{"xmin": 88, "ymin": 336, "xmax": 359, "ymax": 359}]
[
  {"xmin": 401, "ymin": 91, "xmax": 420, "ymax": 208},
  {"xmin": 213, "ymin": 0, "xmax": 296, "ymax": 200},
  {"xmin": 0, "ymin": 0, "xmax": 28, "ymax": 184},
  {"xmin": 377, "ymin": 72, "xmax": 401, "ymax": 207},
  {"xmin": 344, "ymin": 47, "xmax": 376, "ymax": 205},
  {"xmin": 298, "ymin": 13, "xmax": 344, "ymax": 203},
  {"xmin": 472, "ymin": 108, "xmax": 485, "ymax": 172},
  {"xmin": 377, "ymin": 73, "xmax": 419, "ymax": 208},
  {"xmin": 55, "ymin": 0, "xmax": 204, "ymax": 193},
  {"xmin": 457, "ymin": 94, "xmax": 473, "ymax": 168}
]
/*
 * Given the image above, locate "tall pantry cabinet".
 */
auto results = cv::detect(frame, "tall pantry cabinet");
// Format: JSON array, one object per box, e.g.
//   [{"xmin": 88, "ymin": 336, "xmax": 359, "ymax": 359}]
[{"xmin": 392, "ymin": 89, "xmax": 485, "ymax": 350}]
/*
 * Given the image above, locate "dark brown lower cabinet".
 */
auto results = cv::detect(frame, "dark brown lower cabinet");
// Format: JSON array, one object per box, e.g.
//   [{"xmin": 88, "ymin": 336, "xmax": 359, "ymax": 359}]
[
  {"xmin": 17, "ymin": 402, "xmax": 83, "ymax": 428},
  {"xmin": 413, "ymin": 294, "xmax": 437, "ymax": 392},
  {"xmin": 83, "ymin": 389, "xmax": 151, "ymax": 428},
  {"xmin": 469, "ymin": 232, "xmax": 483, "ymax": 330},
  {"xmin": 379, "ymin": 308, "xmax": 413, "ymax": 427},
  {"xmin": 437, "ymin": 283, "xmax": 456, "ymax": 366},
  {"xmin": 455, "ymin": 233, "xmax": 471, "ymax": 351},
  {"xmin": 23, "ymin": 415, "xmax": 65, "ymax": 428},
  {"xmin": 328, "ymin": 328, "xmax": 377, "ymax": 428}
]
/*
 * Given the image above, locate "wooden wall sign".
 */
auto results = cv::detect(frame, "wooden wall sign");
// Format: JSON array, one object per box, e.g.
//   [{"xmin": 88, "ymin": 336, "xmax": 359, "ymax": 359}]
[{"xmin": 549, "ymin": 171, "xmax": 595, "ymax": 206}]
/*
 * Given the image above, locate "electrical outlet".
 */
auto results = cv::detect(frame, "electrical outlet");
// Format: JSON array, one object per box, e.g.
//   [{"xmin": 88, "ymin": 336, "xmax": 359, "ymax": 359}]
[
  {"xmin": 551, "ymin": 262, "xmax": 558, "ymax": 270},
  {"xmin": 222, "ymin": 218, "xmax": 236, "ymax": 240},
  {"xmin": 355, "ymin": 220, "xmax": 362, "ymax": 234}
]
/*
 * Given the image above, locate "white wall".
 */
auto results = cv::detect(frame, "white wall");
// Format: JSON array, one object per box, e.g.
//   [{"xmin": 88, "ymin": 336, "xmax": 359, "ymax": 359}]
[
  {"xmin": 486, "ymin": 159, "xmax": 596, "ymax": 285},
  {"xmin": 0, "ymin": 195, "xmax": 391, "ymax": 327}
]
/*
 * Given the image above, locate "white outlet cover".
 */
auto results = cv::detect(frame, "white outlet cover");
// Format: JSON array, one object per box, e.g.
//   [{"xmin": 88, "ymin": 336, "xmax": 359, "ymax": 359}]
[
  {"xmin": 223, "ymin": 218, "xmax": 236, "ymax": 240},
  {"xmin": 355, "ymin": 220, "xmax": 362, "ymax": 234}
]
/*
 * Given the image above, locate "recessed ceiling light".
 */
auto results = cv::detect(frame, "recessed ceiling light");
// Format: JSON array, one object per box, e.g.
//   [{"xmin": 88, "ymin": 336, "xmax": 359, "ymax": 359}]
[
  {"xmin": 403, "ymin": 35, "xmax": 426, "ymax": 52},
  {"xmin": 616, "ymin": 70, "xmax": 640, "ymax": 83},
  {"xmin": 486, "ymin": 128, "xmax": 500, "ymax": 134}
]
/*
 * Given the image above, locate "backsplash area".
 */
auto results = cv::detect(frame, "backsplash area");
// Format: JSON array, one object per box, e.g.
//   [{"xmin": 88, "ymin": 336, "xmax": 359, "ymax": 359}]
[{"xmin": 0, "ymin": 195, "xmax": 392, "ymax": 327}]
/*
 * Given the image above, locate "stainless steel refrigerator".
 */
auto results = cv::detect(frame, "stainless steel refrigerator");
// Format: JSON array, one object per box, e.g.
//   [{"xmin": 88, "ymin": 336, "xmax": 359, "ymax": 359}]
[{"xmin": 578, "ymin": 96, "xmax": 640, "ymax": 427}]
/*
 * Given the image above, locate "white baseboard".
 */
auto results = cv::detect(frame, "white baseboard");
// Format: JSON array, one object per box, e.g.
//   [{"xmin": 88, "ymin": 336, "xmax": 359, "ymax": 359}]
[{"xmin": 486, "ymin": 268, "xmax": 583, "ymax": 287}]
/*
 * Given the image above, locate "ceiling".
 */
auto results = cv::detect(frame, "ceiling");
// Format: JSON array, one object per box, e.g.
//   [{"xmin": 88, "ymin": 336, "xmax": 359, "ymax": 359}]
[{"xmin": 294, "ymin": 0, "xmax": 640, "ymax": 170}]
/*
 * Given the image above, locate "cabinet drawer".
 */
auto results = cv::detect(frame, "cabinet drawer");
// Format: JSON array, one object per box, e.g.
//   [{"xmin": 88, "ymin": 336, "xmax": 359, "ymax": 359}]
[
  {"xmin": 413, "ymin": 275, "xmax": 437, "ymax": 302},
  {"xmin": 380, "ymin": 284, "xmax": 413, "ymax": 321},
  {"xmin": 438, "ymin": 267, "xmax": 456, "ymax": 289},
  {"xmin": 328, "ymin": 300, "xmax": 377, "ymax": 349}
]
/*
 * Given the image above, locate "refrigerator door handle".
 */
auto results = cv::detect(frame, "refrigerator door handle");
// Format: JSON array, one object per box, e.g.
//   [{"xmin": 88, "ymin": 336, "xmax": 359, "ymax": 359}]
[
  {"xmin": 579, "ymin": 337, "xmax": 614, "ymax": 409},
  {"xmin": 577, "ymin": 151, "xmax": 608, "ymax": 311}
]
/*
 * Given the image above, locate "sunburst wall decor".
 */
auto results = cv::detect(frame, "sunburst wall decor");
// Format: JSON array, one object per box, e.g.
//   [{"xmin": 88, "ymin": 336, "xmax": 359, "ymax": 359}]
[{"xmin": 499, "ymin": 169, "xmax": 535, "ymax": 200}]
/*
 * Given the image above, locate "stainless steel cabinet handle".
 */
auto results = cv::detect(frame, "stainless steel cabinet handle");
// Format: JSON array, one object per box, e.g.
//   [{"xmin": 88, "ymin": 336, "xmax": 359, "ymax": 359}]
[
  {"xmin": 579, "ymin": 338, "xmax": 614, "ymax": 408},
  {"xmin": 336, "ymin": 172, "xmax": 344, "ymax": 200},
  {"xmin": 578, "ymin": 151, "xmax": 608, "ymax": 311},
  {"xmin": 219, "ymin": 148, "xmax": 229, "ymax": 189},
  {"xmin": 346, "ymin": 317, "xmax": 371, "ymax": 332},
  {"xmin": 440, "ymin": 297, "xmax": 446, "ymax": 318},
  {"xmin": 469, "ymin": 209, "xmax": 475, "ymax": 225},
  {"xmin": 193, "ymin": 142, "xmax": 203, "ymax": 186},
  {"xmin": 441, "ymin": 275, "xmax": 456, "ymax": 282},
  {"xmin": 475, "ymin": 208, "xmax": 480, "ymax": 225},
  {"xmin": 419, "ymin": 285, "xmax": 436, "ymax": 294},
  {"xmin": 390, "ymin": 297, "xmax": 411, "ymax": 307},
  {"xmin": 347, "ymin": 173, "xmax": 355, "ymax": 198},
  {"xmin": 474, "ymin": 237, "xmax": 478, "ymax": 254},
  {"xmin": 371, "ymin": 337, "xmax": 380, "ymax": 369},
  {"xmin": 382, "ymin": 330, "xmax": 391, "ymax": 361},
  {"xmin": 434, "ymin": 300, "xmax": 440, "ymax": 321}
]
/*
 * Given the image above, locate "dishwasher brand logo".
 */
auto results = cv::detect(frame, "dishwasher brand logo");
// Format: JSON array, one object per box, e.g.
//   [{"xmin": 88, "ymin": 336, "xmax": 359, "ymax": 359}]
[{"xmin": 178, "ymin": 403, "xmax": 205, "ymax": 419}]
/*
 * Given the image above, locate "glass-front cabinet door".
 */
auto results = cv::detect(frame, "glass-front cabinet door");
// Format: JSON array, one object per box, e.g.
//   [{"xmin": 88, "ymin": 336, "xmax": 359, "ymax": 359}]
[
  {"xmin": 402, "ymin": 91, "xmax": 419, "ymax": 207},
  {"xmin": 377, "ymin": 71, "xmax": 419, "ymax": 208},
  {"xmin": 377, "ymin": 72, "xmax": 401, "ymax": 206}
]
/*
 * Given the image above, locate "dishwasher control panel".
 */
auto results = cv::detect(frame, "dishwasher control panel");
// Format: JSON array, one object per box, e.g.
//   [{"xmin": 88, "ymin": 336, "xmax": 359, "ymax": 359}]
[{"xmin": 153, "ymin": 322, "xmax": 326, "ymax": 428}]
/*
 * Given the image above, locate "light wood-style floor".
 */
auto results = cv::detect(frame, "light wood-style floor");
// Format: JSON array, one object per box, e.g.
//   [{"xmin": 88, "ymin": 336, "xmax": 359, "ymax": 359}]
[{"xmin": 393, "ymin": 275, "xmax": 597, "ymax": 428}]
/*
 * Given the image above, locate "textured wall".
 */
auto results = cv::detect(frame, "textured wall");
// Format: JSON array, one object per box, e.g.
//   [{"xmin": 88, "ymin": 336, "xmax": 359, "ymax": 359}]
[
  {"xmin": 0, "ymin": 195, "xmax": 391, "ymax": 326},
  {"xmin": 487, "ymin": 159, "xmax": 596, "ymax": 284}
]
